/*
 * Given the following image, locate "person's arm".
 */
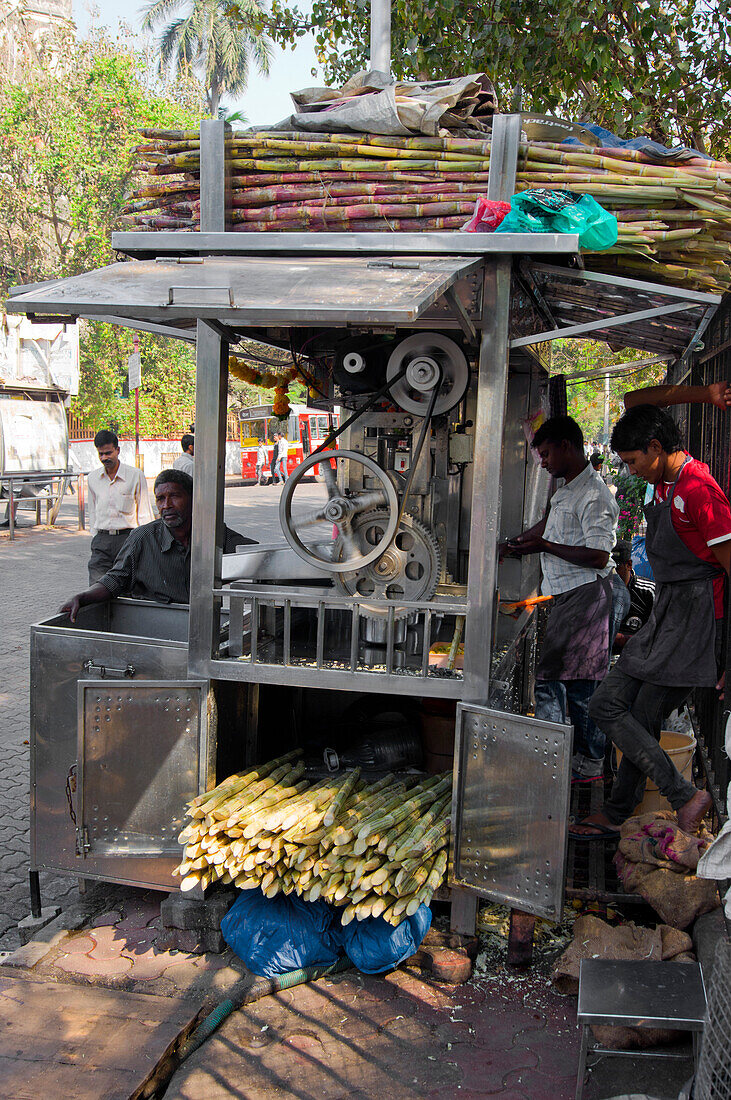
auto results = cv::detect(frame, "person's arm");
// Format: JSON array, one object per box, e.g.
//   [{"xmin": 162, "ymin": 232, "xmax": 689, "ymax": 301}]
[
  {"xmin": 59, "ymin": 583, "xmax": 113, "ymax": 623},
  {"xmin": 625, "ymin": 381, "xmax": 731, "ymax": 411},
  {"xmin": 710, "ymin": 538, "xmax": 731, "ymax": 576},
  {"xmin": 135, "ymin": 471, "xmax": 155, "ymax": 526}
]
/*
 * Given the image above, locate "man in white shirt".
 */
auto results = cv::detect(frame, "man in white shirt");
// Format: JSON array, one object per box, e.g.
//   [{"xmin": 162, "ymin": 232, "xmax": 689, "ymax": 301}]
[
  {"xmin": 273, "ymin": 432, "xmax": 289, "ymax": 484},
  {"xmin": 501, "ymin": 416, "xmax": 619, "ymax": 780},
  {"xmin": 87, "ymin": 430, "xmax": 154, "ymax": 583},
  {"xmin": 173, "ymin": 434, "xmax": 194, "ymax": 477}
]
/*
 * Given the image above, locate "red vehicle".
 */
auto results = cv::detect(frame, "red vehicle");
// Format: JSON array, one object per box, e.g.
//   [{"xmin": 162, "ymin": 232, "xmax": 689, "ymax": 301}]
[{"xmin": 239, "ymin": 403, "xmax": 340, "ymax": 482}]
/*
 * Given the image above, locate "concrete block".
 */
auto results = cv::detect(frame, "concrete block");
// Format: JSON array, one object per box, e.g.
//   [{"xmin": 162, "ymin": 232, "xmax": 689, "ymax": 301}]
[
  {"xmin": 17, "ymin": 906, "xmax": 62, "ymax": 945},
  {"xmin": 2, "ymin": 940, "xmax": 54, "ymax": 970},
  {"xmin": 155, "ymin": 926, "xmax": 226, "ymax": 955},
  {"xmin": 160, "ymin": 889, "xmax": 235, "ymax": 932}
]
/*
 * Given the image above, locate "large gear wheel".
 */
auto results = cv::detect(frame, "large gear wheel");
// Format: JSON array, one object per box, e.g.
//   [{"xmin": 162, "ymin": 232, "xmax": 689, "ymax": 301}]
[{"xmin": 333, "ymin": 511, "xmax": 441, "ymax": 617}]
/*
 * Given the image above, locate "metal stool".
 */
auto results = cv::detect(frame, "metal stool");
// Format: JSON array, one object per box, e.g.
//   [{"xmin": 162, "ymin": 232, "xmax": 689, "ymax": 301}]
[{"xmin": 575, "ymin": 958, "xmax": 706, "ymax": 1100}]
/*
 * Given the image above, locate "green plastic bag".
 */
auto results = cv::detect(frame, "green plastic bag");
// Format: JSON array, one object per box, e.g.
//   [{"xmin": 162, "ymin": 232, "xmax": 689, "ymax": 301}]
[{"xmin": 495, "ymin": 189, "xmax": 618, "ymax": 250}]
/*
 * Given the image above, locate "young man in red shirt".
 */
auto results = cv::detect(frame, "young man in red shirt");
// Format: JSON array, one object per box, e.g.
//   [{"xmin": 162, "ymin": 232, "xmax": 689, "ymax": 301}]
[{"xmin": 571, "ymin": 383, "xmax": 731, "ymax": 839}]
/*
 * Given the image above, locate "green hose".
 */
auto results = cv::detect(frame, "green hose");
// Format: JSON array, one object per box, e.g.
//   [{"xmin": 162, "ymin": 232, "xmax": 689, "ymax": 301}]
[{"xmin": 175, "ymin": 955, "xmax": 352, "ymax": 1063}]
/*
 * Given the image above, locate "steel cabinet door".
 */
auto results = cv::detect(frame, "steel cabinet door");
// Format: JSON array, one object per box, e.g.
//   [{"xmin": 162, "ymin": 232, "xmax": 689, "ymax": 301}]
[
  {"xmin": 451, "ymin": 703, "xmax": 572, "ymax": 921},
  {"xmin": 76, "ymin": 679, "xmax": 207, "ymax": 859}
]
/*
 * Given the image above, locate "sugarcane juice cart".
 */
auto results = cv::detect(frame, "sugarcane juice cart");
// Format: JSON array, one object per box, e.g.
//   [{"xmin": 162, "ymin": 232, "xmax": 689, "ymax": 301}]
[{"xmin": 10, "ymin": 115, "xmax": 719, "ymax": 948}]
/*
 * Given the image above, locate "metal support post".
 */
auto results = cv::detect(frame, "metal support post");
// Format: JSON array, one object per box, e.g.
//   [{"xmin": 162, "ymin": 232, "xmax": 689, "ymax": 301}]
[
  {"xmin": 29, "ymin": 870, "xmax": 41, "ymax": 919},
  {"xmin": 370, "ymin": 0, "xmax": 391, "ymax": 75},
  {"xmin": 77, "ymin": 472, "xmax": 85, "ymax": 530},
  {"xmin": 449, "ymin": 112, "xmax": 522, "ymax": 937},
  {"xmin": 199, "ymin": 119, "xmax": 230, "ymax": 233},
  {"xmin": 188, "ymin": 320, "xmax": 229, "ymax": 679}
]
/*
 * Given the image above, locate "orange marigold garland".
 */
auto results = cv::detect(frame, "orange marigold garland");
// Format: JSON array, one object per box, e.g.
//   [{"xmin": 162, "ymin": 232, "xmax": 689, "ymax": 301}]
[{"xmin": 228, "ymin": 356, "xmax": 298, "ymax": 418}]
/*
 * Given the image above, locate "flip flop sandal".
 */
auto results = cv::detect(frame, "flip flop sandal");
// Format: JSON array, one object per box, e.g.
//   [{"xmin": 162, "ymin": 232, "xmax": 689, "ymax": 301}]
[{"xmin": 568, "ymin": 818, "xmax": 621, "ymax": 842}]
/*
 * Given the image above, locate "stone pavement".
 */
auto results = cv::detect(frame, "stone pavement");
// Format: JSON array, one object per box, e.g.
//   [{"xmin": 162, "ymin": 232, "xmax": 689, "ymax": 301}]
[{"xmin": 0, "ymin": 488, "xmax": 695, "ymax": 1099}]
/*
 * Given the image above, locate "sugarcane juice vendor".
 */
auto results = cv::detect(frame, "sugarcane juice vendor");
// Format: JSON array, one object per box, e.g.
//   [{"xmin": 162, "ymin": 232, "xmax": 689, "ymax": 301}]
[
  {"xmin": 500, "ymin": 416, "xmax": 619, "ymax": 780},
  {"xmin": 572, "ymin": 388, "xmax": 731, "ymax": 840},
  {"xmin": 59, "ymin": 469, "xmax": 254, "ymax": 619}
]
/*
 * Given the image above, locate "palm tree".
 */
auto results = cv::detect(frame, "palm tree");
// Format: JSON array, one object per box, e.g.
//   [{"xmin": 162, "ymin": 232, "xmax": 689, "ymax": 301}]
[{"xmin": 141, "ymin": 0, "xmax": 272, "ymax": 118}]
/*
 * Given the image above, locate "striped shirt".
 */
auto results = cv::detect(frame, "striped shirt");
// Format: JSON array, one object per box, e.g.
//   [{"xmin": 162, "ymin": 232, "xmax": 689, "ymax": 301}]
[
  {"xmin": 99, "ymin": 519, "xmax": 254, "ymax": 604},
  {"xmin": 540, "ymin": 463, "xmax": 619, "ymax": 596}
]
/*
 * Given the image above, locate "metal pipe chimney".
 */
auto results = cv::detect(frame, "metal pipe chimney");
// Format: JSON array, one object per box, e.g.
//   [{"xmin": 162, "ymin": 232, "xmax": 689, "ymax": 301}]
[{"xmin": 370, "ymin": 0, "xmax": 391, "ymax": 75}]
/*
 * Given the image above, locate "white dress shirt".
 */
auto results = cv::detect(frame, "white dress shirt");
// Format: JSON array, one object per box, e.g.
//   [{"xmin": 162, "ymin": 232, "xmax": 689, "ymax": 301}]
[
  {"xmin": 172, "ymin": 452, "xmax": 194, "ymax": 477},
  {"xmin": 540, "ymin": 463, "xmax": 618, "ymax": 596},
  {"xmin": 87, "ymin": 461, "xmax": 154, "ymax": 535}
]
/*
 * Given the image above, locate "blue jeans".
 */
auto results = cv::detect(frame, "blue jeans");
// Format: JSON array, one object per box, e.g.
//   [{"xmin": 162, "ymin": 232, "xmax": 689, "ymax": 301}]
[
  {"xmin": 610, "ymin": 572, "xmax": 631, "ymax": 653},
  {"xmin": 535, "ymin": 678, "xmax": 605, "ymax": 761},
  {"xmin": 274, "ymin": 458, "xmax": 288, "ymax": 483}
]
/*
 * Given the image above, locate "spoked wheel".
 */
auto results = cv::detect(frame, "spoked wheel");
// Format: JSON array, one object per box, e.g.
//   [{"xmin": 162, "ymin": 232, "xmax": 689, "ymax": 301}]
[{"xmin": 279, "ymin": 450, "xmax": 399, "ymax": 573}]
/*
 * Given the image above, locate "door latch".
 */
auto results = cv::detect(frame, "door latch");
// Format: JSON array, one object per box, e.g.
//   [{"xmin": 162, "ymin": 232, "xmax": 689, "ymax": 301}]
[
  {"xmin": 83, "ymin": 660, "xmax": 136, "ymax": 679},
  {"xmin": 75, "ymin": 825, "xmax": 91, "ymax": 858}
]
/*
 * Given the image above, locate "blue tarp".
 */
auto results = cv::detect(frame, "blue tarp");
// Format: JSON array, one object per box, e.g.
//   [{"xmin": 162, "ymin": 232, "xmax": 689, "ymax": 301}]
[
  {"xmin": 562, "ymin": 123, "xmax": 711, "ymax": 162},
  {"xmin": 221, "ymin": 888, "xmax": 433, "ymax": 978}
]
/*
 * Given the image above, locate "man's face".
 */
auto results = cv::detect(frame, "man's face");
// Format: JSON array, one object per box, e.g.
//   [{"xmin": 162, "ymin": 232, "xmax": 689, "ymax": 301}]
[
  {"xmin": 155, "ymin": 482, "xmax": 192, "ymax": 530},
  {"xmin": 97, "ymin": 443, "xmax": 120, "ymax": 472},
  {"xmin": 617, "ymin": 441, "xmax": 664, "ymax": 484},
  {"xmin": 535, "ymin": 439, "xmax": 570, "ymax": 479},
  {"xmin": 187, "ymin": 442, "xmax": 195, "ymax": 456},
  {"xmin": 617, "ymin": 560, "xmax": 632, "ymax": 586}
]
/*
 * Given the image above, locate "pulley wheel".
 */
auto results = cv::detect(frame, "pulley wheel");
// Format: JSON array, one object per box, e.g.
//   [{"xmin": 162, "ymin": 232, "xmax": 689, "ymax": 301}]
[{"xmin": 387, "ymin": 333, "xmax": 469, "ymax": 416}]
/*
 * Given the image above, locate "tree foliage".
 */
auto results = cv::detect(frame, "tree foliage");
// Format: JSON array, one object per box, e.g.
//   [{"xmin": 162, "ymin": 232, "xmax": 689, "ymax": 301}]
[
  {"xmin": 0, "ymin": 28, "xmax": 203, "ymax": 435},
  {"xmin": 142, "ymin": 0, "xmax": 272, "ymax": 117},
  {"xmin": 552, "ymin": 339, "xmax": 668, "ymax": 445},
  {"xmin": 269, "ymin": 0, "xmax": 731, "ymax": 156}
]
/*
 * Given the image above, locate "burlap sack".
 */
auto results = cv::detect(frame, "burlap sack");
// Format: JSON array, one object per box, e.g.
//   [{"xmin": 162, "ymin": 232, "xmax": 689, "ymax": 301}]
[
  {"xmin": 552, "ymin": 916, "xmax": 696, "ymax": 1049},
  {"xmin": 551, "ymin": 915, "xmax": 663, "ymax": 995}
]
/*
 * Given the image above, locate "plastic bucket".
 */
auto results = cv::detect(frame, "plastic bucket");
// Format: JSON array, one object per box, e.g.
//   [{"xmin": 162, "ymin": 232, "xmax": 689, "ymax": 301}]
[{"xmin": 616, "ymin": 729, "xmax": 696, "ymax": 815}]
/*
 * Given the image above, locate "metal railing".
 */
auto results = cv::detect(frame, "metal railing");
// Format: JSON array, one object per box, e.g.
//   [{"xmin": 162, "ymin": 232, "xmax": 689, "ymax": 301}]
[{"xmin": 214, "ymin": 584, "xmax": 468, "ymax": 689}]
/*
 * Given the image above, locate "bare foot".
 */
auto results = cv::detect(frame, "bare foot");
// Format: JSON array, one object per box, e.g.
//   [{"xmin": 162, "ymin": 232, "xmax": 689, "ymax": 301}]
[
  {"xmin": 677, "ymin": 789, "xmax": 712, "ymax": 835},
  {"xmin": 569, "ymin": 812, "xmax": 621, "ymax": 840}
]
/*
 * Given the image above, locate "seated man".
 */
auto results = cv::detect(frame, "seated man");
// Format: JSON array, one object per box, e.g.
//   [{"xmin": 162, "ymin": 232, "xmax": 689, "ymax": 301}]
[
  {"xmin": 611, "ymin": 539, "xmax": 655, "ymax": 652},
  {"xmin": 60, "ymin": 469, "xmax": 254, "ymax": 619}
]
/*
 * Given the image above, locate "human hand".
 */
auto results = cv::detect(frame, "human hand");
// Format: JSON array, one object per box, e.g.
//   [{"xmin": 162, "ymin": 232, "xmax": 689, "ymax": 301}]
[
  {"xmin": 59, "ymin": 595, "xmax": 81, "ymax": 623},
  {"xmin": 708, "ymin": 381, "xmax": 731, "ymax": 411},
  {"xmin": 716, "ymin": 671, "xmax": 725, "ymax": 701},
  {"xmin": 506, "ymin": 535, "xmax": 545, "ymax": 556}
]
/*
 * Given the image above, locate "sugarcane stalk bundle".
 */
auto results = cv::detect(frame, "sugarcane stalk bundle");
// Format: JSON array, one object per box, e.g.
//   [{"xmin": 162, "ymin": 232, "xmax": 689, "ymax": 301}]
[
  {"xmin": 123, "ymin": 126, "xmax": 731, "ymax": 292},
  {"xmin": 174, "ymin": 751, "xmax": 451, "ymax": 925}
]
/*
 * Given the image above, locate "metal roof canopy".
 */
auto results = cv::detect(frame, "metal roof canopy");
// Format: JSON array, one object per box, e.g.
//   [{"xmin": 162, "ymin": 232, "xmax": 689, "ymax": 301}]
[
  {"xmin": 7, "ymin": 253, "xmax": 489, "ymax": 328},
  {"xmin": 514, "ymin": 262, "xmax": 720, "ymax": 362}
]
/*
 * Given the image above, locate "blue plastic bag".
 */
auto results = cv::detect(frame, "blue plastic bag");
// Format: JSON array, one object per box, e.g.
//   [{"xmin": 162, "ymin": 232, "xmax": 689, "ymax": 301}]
[
  {"xmin": 334, "ymin": 904, "xmax": 432, "ymax": 974},
  {"xmin": 221, "ymin": 889, "xmax": 342, "ymax": 978}
]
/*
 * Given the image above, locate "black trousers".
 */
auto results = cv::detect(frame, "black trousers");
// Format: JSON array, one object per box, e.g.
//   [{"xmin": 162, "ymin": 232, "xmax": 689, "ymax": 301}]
[{"xmin": 88, "ymin": 530, "xmax": 132, "ymax": 584}]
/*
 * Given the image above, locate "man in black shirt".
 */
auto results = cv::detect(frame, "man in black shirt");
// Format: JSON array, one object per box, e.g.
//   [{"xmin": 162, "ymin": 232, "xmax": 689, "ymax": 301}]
[{"xmin": 60, "ymin": 470, "xmax": 254, "ymax": 619}]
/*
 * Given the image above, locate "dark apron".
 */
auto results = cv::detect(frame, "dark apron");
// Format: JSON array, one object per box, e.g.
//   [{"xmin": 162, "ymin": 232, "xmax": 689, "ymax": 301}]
[
  {"xmin": 618, "ymin": 460, "xmax": 723, "ymax": 687},
  {"xmin": 536, "ymin": 574, "xmax": 613, "ymax": 681}
]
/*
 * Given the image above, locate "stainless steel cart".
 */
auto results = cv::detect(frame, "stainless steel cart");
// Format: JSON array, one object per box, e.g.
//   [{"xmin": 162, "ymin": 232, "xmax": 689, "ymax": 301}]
[{"xmin": 10, "ymin": 114, "xmax": 719, "ymax": 941}]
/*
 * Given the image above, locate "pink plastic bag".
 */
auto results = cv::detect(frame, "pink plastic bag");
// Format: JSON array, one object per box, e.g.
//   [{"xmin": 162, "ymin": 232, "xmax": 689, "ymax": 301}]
[{"xmin": 460, "ymin": 197, "xmax": 511, "ymax": 233}]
